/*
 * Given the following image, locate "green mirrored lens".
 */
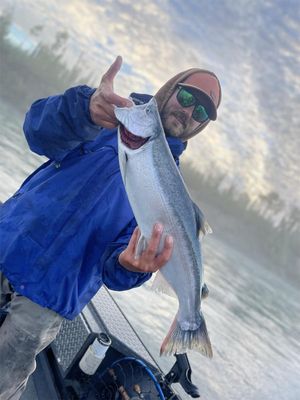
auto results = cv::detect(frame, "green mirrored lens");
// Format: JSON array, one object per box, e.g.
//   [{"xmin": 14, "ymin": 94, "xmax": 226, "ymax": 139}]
[
  {"xmin": 177, "ymin": 88, "xmax": 195, "ymax": 107},
  {"xmin": 193, "ymin": 104, "xmax": 208, "ymax": 122}
]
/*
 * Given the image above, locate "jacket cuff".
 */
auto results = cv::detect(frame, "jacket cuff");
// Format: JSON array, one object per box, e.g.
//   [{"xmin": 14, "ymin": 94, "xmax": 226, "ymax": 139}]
[
  {"xmin": 77, "ymin": 86, "xmax": 98, "ymax": 127},
  {"xmin": 102, "ymin": 244, "xmax": 151, "ymax": 291}
]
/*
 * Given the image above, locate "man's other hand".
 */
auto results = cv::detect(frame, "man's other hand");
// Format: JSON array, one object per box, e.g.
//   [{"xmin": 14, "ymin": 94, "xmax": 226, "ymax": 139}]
[
  {"xmin": 89, "ymin": 55, "xmax": 133, "ymax": 128},
  {"xmin": 118, "ymin": 224, "xmax": 174, "ymax": 273}
]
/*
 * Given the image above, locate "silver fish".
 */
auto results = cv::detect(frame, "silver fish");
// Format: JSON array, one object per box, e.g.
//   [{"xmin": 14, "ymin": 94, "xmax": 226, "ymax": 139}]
[{"xmin": 115, "ymin": 97, "xmax": 212, "ymax": 358}]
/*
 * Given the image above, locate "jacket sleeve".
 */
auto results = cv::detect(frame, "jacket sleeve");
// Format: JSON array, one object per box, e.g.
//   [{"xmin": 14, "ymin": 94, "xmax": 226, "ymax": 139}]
[
  {"xmin": 23, "ymin": 85, "xmax": 102, "ymax": 161},
  {"xmin": 101, "ymin": 220, "xmax": 152, "ymax": 291}
]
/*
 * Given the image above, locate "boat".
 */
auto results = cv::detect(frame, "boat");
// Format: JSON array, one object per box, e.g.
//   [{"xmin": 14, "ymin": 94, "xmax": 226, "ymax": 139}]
[{"xmin": 1, "ymin": 286, "xmax": 201, "ymax": 399}]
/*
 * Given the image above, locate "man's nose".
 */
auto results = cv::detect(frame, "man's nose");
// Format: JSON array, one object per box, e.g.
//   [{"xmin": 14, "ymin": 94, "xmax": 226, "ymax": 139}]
[{"xmin": 184, "ymin": 105, "xmax": 194, "ymax": 120}]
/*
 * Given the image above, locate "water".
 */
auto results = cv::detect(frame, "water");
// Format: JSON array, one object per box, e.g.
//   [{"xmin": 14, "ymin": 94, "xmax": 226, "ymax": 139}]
[
  {"xmin": 0, "ymin": 101, "xmax": 45, "ymax": 202},
  {"xmin": 0, "ymin": 101, "xmax": 299, "ymax": 399},
  {"xmin": 112, "ymin": 237, "xmax": 300, "ymax": 400}
]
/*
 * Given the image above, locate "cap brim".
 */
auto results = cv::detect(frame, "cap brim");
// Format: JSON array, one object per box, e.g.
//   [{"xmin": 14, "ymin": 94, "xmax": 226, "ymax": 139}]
[{"xmin": 178, "ymin": 83, "xmax": 217, "ymax": 121}]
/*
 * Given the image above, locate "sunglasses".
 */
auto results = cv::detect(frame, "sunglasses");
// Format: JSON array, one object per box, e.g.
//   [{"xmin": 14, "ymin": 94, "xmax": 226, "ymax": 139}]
[{"xmin": 176, "ymin": 86, "xmax": 209, "ymax": 123}]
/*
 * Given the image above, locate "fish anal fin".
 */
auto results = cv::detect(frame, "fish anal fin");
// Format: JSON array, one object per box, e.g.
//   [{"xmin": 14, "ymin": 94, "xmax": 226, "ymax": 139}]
[{"xmin": 151, "ymin": 271, "xmax": 177, "ymax": 298}]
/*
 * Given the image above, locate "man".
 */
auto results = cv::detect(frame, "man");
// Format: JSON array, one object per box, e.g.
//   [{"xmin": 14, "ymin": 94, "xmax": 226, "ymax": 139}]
[{"xmin": 0, "ymin": 55, "xmax": 221, "ymax": 399}]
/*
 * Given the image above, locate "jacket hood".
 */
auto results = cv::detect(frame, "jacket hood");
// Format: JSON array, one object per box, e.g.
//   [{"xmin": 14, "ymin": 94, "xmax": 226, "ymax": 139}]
[{"xmin": 154, "ymin": 68, "xmax": 221, "ymax": 141}]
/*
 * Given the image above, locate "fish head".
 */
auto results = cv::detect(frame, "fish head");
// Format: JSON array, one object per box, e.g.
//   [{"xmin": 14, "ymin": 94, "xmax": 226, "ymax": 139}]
[{"xmin": 115, "ymin": 97, "xmax": 162, "ymax": 150}]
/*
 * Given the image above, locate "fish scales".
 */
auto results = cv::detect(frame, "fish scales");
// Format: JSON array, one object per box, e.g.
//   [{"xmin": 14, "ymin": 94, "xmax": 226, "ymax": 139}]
[{"xmin": 152, "ymin": 135, "xmax": 202, "ymax": 316}]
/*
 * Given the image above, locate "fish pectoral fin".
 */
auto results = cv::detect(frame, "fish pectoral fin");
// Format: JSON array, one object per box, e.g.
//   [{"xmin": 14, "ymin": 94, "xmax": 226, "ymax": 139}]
[
  {"xmin": 134, "ymin": 234, "xmax": 148, "ymax": 259},
  {"xmin": 151, "ymin": 271, "xmax": 177, "ymax": 298},
  {"xmin": 192, "ymin": 201, "xmax": 212, "ymax": 238}
]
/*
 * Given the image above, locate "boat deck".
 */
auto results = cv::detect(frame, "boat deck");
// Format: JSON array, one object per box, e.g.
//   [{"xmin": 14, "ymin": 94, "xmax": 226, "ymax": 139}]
[{"xmin": 21, "ymin": 351, "xmax": 60, "ymax": 400}]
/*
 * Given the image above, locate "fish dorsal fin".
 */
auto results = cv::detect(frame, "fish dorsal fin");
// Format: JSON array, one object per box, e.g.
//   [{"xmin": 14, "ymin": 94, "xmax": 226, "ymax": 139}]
[
  {"xmin": 151, "ymin": 271, "xmax": 177, "ymax": 298},
  {"xmin": 192, "ymin": 201, "xmax": 212, "ymax": 238},
  {"xmin": 134, "ymin": 234, "xmax": 148, "ymax": 259}
]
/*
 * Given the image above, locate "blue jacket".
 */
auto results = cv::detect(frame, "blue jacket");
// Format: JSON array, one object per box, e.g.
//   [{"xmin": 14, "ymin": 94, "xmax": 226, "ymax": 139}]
[{"xmin": 0, "ymin": 85, "xmax": 186, "ymax": 319}]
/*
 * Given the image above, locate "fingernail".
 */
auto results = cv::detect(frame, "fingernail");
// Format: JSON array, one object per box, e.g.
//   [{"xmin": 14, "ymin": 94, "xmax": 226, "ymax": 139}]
[
  {"xmin": 166, "ymin": 235, "xmax": 173, "ymax": 244},
  {"xmin": 155, "ymin": 223, "xmax": 163, "ymax": 232},
  {"xmin": 126, "ymin": 99, "xmax": 134, "ymax": 108}
]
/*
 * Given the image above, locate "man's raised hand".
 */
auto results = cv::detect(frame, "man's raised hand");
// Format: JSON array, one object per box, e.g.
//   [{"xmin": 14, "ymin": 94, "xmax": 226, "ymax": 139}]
[{"xmin": 89, "ymin": 56, "xmax": 133, "ymax": 128}]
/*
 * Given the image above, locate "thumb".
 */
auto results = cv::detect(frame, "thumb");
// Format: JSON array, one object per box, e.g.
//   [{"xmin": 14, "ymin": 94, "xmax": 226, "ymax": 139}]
[{"xmin": 102, "ymin": 55, "xmax": 123, "ymax": 84}]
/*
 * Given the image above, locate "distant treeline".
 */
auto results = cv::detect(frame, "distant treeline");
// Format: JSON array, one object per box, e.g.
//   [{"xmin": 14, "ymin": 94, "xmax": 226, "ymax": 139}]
[
  {"xmin": 0, "ymin": 11, "xmax": 93, "ymax": 114},
  {"xmin": 1, "ymin": 11, "xmax": 299, "ymax": 285},
  {"xmin": 181, "ymin": 161, "xmax": 300, "ymax": 287}
]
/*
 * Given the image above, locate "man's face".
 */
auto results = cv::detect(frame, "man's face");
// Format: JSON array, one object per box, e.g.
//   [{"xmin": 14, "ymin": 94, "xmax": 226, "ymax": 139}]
[{"xmin": 160, "ymin": 88, "xmax": 204, "ymax": 139}]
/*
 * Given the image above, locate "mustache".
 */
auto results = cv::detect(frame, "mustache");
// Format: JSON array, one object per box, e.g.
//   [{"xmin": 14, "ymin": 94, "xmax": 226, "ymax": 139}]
[{"xmin": 172, "ymin": 110, "xmax": 188, "ymax": 128}]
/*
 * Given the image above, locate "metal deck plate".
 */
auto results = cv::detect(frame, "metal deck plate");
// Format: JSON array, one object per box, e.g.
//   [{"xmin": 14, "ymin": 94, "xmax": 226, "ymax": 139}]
[
  {"xmin": 52, "ymin": 313, "xmax": 90, "ymax": 373},
  {"xmin": 52, "ymin": 287, "xmax": 158, "ymax": 374}
]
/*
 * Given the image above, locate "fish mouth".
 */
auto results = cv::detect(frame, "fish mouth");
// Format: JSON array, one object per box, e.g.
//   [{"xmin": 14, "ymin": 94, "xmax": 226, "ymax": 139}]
[{"xmin": 120, "ymin": 125, "xmax": 149, "ymax": 150}]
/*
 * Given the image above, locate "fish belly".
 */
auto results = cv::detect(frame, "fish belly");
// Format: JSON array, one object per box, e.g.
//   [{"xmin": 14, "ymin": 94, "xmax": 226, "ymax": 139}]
[{"xmin": 124, "ymin": 150, "xmax": 201, "ymax": 327}]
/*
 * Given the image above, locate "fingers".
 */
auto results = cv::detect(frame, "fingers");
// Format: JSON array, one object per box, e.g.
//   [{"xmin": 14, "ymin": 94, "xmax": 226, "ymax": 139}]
[
  {"xmin": 118, "ymin": 227, "xmax": 141, "ymax": 273},
  {"xmin": 89, "ymin": 96, "xmax": 118, "ymax": 127},
  {"xmin": 118, "ymin": 223, "xmax": 174, "ymax": 274},
  {"xmin": 142, "ymin": 225, "xmax": 173, "ymax": 271},
  {"xmin": 91, "ymin": 91, "xmax": 132, "ymax": 126},
  {"xmin": 143, "ymin": 223, "xmax": 163, "ymax": 260},
  {"xmin": 126, "ymin": 226, "xmax": 140, "ymax": 257},
  {"xmin": 89, "ymin": 56, "xmax": 133, "ymax": 126},
  {"xmin": 102, "ymin": 91, "xmax": 133, "ymax": 108},
  {"xmin": 154, "ymin": 235, "xmax": 173, "ymax": 268}
]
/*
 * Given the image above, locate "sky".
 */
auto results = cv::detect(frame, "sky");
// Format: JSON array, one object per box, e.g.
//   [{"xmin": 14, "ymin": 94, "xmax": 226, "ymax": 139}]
[{"xmin": 1, "ymin": 0, "xmax": 300, "ymax": 225}]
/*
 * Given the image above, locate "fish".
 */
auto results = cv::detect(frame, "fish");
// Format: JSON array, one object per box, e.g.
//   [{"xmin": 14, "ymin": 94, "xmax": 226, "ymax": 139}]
[{"xmin": 114, "ymin": 97, "xmax": 213, "ymax": 358}]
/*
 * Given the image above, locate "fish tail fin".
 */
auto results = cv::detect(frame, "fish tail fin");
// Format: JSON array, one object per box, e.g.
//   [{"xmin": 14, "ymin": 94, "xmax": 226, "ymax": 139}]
[{"xmin": 160, "ymin": 311, "xmax": 213, "ymax": 358}]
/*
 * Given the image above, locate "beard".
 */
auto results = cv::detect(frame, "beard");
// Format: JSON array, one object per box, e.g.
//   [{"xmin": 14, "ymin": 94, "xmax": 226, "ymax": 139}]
[{"xmin": 160, "ymin": 107, "xmax": 188, "ymax": 137}]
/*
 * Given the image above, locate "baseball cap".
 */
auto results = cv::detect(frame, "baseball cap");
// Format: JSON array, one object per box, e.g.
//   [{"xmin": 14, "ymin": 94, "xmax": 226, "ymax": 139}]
[{"xmin": 178, "ymin": 71, "xmax": 221, "ymax": 121}]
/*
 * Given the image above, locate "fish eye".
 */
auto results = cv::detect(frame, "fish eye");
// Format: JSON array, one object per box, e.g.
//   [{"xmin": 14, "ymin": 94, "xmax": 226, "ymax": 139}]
[{"xmin": 145, "ymin": 107, "xmax": 151, "ymax": 114}]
